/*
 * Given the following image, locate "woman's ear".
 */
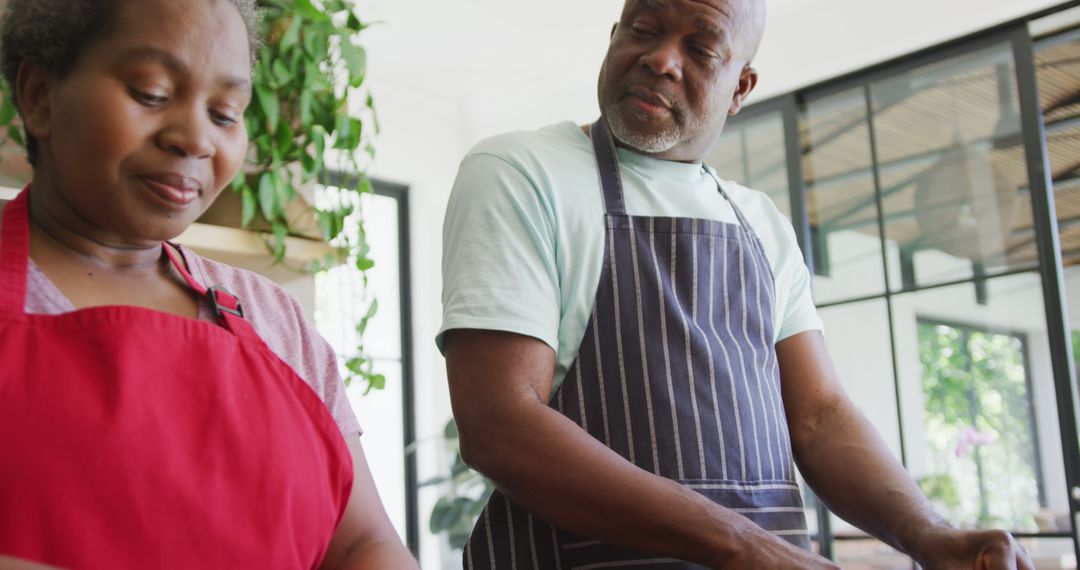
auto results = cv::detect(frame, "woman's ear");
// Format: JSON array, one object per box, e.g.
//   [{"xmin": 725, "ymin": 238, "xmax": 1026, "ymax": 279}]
[{"xmin": 15, "ymin": 61, "xmax": 53, "ymax": 141}]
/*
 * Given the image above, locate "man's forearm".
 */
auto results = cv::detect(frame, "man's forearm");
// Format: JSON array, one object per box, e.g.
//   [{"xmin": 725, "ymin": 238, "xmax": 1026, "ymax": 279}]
[
  {"xmin": 792, "ymin": 395, "xmax": 947, "ymax": 559},
  {"xmin": 463, "ymin": 399, "xmax": 764, "ymax": 567}
]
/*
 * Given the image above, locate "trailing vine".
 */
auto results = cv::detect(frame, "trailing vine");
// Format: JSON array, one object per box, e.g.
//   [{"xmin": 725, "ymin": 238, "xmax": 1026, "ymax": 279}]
[{"xmin": 244, "ymin": 0, "xmax": 383, "ymax": 392}]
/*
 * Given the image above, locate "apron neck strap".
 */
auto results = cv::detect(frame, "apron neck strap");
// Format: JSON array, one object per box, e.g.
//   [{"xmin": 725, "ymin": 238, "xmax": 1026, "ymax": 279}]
[
  {"xmin": 0, "ymin": 187, "xmax": 255, "ymax": 337},
  {"xmin": 590, "ymin": 120, "xmax": 628, "ymax": 215},
  {"xmin": 703, "ymin": 166, "xmax": 756, "ymax": 234},
  {"xmin": 161, "ymin": 244, "xmax": 256, "ymax": 338},
  {"xmin": 591, "ymin": 120, "xmax": 759, "ymax": 238},
  {"xmin": 0, "ymin": 187, "xmax": 31, "ymax": 313}
]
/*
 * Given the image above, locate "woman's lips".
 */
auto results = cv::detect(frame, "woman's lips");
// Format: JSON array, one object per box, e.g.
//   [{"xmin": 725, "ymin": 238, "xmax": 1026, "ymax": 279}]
[{"xmin": 139, "ymin": 175, "xmax": 201, "ymax": 207}]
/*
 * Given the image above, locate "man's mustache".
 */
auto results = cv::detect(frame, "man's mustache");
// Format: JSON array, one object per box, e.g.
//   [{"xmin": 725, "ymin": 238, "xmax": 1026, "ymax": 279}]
[{"xmin": 621, "ymin": 78, "xmax": 684, "ymax": 122}]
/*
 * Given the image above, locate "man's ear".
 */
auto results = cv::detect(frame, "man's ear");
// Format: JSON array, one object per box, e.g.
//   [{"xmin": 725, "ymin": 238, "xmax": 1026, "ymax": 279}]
[
  {"xmin": 15, "ymin": 62, "xmax": 53, "ymax": 141},
  {"xmin": 728, "ymin": 65, "xmax": 759, "ymax": 116},
  {"xmin": 610, "ymin": 22, "xmax": 618, "ymax": 38}
]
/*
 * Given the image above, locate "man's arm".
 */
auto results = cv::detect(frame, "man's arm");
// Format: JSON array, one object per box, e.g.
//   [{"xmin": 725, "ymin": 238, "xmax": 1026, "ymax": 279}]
[
  {"xmin": 778, "ymin": 330, "xmax": 1034, "ymax": 570},
  {"xmin": 320, "ymin": 434, "xmax": 419, "ymax": 570},
  {"xmin": 446, "ymin": 328, "xmax": 838, "ymax": 569}
]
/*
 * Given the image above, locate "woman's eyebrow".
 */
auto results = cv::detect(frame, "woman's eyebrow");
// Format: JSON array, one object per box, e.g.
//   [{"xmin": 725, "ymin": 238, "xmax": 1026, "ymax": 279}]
[
  {"xmin": 119, "ymin": 46, "xmax": 187, "ymax": 74},
  {"xmin": 117, "ymin": 45, "xmax": 250, "ymax": 89}
]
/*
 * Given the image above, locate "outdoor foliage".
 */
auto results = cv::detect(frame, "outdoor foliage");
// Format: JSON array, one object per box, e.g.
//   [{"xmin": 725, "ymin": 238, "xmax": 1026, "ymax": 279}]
[
  {"xmin": 420, "ymin": 418, "xmax": 494, "ymax": 550},
  {"xmin": 917, "ymin": 321, "xmax": 1041, "ymax": 530}
]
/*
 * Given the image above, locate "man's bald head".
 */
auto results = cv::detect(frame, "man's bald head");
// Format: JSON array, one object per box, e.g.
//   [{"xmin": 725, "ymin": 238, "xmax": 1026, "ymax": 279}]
[
  {"xmin": 734, "ymin": 0, "xmax": 767, "ymax": 61},
  {"xmin": 618, "ymin": 0, "xmax": 766, "ymax": 62}
]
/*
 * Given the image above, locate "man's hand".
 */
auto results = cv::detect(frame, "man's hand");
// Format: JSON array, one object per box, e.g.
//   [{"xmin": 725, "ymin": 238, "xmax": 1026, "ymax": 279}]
[{"xmin": 914, "ymin": 528, "xmax": 1034, "ymax": 570}]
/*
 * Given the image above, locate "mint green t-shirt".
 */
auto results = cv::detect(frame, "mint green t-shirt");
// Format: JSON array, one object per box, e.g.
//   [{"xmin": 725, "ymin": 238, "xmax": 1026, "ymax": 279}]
[{"xmin": 439, "ymin": 121, "xmax": 823, "ymax": 391}]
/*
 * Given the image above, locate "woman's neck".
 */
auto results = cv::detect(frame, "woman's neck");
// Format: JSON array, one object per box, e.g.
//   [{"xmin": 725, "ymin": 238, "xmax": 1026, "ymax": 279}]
[{"xmin": 27, "ymin": 174, "xmax": 163, "ymax": 273}]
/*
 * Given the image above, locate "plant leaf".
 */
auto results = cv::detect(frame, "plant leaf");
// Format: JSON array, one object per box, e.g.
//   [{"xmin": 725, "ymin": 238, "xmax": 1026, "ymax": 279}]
[
  {"xmin": 292, "ymin": 0, "xmax": 329, "ymax": 21},
  {"xmin": 258, "ymin": 172, "xmax": 276, "ymax": 222},
  {"xmin": 254, "ymin": 84, "xmax": 279, "ymax": 132},
  {"xmin": 241, "ymin": 187, "xmax": 257, "ymax": 227}
]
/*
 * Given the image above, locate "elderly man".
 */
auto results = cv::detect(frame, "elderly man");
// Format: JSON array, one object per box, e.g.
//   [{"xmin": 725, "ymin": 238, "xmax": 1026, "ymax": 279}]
[{"xmin": 438, "ymin": 0, "xmax": 1033, "ymax": 568}]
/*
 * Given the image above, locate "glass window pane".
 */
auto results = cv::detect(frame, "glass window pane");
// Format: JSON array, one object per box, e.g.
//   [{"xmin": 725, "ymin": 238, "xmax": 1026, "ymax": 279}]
[
  {"xmin": 347, "ymin": 359, "xmax": 408, "ymax": 538},
  {"xmin": 1038, "ymin": 30, "xmax": 1080, "ymax": 431},
  {"xmin": 802, "ymin": 88, "xmax": 888, "ymax": 304},
  {"xmin": 1036, "ymin": 29, "xmax": 1080, "ymax": 268},
  {"xmin": 891, "ymin": 273, "xmax": 1070, "ymax": 533},
  {"xmin": 833, "ymin": 538, "xmax": 910, "ymax": 569},
  {"xmin": 819, "ymin": 300, "xmax": 903, "ymax": 458},
  {"xmin": 709, "ymin": 111, "xmax": 792, "ymax": 217},
  {"xmin": 316, "ymin": 191, "xmax": 402, "ymax": 362},
  {"xmin": 1017, "ymin": 536, "xmax": 1078, "ymax": 569},
  {"xmin": 819, "ymin": 299, "xmax": 904, "ymax": 537},
  {"xmin": 870, "ymin": 44, "xmax": 1036, "ymax": 291},
  {"xmin": 314, "ymin": 187, "xmax": 409, "ymax": 543}
]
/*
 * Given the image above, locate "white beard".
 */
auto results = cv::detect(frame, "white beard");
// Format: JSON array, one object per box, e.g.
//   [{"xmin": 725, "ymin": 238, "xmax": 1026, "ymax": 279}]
[{"xmin": 605, "ymin": 102, "xmax": 682, "ymax": 154}]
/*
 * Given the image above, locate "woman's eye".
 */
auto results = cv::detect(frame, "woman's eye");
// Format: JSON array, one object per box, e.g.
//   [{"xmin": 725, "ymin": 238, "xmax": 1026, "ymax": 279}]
[
  {"xmin": 130, "ymin": 88, "xmax": 168, "ymax": 106},
  {"xmin": 210, "ymin": 110, "xmax": 238, "ymax": 127}
]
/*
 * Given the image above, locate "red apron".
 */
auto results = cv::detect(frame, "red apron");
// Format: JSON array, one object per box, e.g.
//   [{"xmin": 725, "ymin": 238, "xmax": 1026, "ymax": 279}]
[{"xmin": 0, "ymin": 188, "xmax": 353, "ymax": 569}]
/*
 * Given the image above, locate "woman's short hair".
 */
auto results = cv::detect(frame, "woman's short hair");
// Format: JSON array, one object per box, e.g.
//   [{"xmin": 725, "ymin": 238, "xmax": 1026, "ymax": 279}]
[{"xmin": 0, "ymin": 0, "xmax": 261, "ymax": 166}]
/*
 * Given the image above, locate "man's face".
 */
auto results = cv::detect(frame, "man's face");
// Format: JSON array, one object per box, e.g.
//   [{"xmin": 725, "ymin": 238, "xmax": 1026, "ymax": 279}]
[{"xmin": 597, "ymin": 0, "xmax": 759, "ymax": 163}]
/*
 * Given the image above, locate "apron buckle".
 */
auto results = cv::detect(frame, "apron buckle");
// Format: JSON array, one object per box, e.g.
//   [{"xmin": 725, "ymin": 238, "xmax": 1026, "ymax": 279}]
[{"xmin": 208, "ymin": 285, "xmax": 244, "ymax": 319}]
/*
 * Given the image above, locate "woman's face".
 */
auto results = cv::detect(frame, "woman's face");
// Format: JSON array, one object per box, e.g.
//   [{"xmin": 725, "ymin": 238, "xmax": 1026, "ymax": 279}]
[{"xmin": 29, "ymin": 0, "xmax": 252, "ymax": 242}]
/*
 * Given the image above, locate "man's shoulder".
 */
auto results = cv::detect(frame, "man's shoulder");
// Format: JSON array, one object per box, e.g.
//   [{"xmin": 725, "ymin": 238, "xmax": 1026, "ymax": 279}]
[
  {"xmin": 713, "ymin": 176, "xmax": 788, "ymax": 221},
  {"xmin": 465, "ymin": 121, "xmax": 592, "ymax": 172}
]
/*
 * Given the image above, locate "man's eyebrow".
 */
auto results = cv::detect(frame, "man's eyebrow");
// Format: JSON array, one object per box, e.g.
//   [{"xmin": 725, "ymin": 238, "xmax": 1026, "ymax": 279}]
[
  {"xmin": 118, "ymin": 46, "xmax": 250, "ymax": 90},
  {"xmin": 694, "ymin": 17, "xmax": 724, "ymax": 38},
  {"xmin": 637, "ymin": 0, "xmax": 726, "ymax": 39}
]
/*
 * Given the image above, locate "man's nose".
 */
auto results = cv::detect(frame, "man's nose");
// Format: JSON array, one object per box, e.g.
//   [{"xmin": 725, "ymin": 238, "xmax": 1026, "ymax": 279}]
[{"xmin": 639, "ymin": 39, "xmax": 683, "ymax": 82}]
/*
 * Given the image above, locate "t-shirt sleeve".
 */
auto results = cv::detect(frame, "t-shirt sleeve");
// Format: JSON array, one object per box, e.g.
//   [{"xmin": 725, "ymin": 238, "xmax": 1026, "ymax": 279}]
[
  {"xmin": 437, "ymin": 152, "xmax": 561, "ymax": 352},
  {"xmin": 281, "ymin": 294, "xmax": 364, "ymax": 437},
  {"xmin": 773, "ymin": 211, "xmax": 825, "ymax": 342}
]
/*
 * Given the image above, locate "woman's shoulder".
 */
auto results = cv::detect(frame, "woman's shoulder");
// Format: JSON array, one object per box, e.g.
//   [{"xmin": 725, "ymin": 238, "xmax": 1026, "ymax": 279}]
[{"xmin": 182, "ymin": 247, "xmax": 308, "ymax": 329}]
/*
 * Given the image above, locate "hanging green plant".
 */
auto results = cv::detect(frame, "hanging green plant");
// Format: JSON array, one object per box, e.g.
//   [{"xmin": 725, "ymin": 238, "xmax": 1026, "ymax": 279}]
[{"xmin": 242, "ymin": 0, "xmax": 383, "ymax": 393}]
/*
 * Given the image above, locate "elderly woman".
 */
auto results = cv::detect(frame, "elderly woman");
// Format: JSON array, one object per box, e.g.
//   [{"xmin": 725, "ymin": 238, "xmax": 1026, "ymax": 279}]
[{"xmin": 0, "ymin": 1, "xmax": 417, "ymax": 569}]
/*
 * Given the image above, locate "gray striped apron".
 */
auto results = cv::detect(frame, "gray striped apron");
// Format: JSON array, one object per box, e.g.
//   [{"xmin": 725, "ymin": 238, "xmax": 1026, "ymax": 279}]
[{"xmin": 463, "ymin": 120, "xmax": 810, "ymax": 569}]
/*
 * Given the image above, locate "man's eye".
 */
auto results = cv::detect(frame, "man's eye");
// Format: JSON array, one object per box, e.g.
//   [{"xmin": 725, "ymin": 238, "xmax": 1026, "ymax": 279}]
[
  {"xmin": 692, "ymin": 46, "xmax": 719, "ymax": 60},
  {"xmin": 130, "ymin": 88, "xmax": 168, "ymax": 106},
  {"xmin": 631, "ymin": 25, "xmax": 657, "ymax": 36}
]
